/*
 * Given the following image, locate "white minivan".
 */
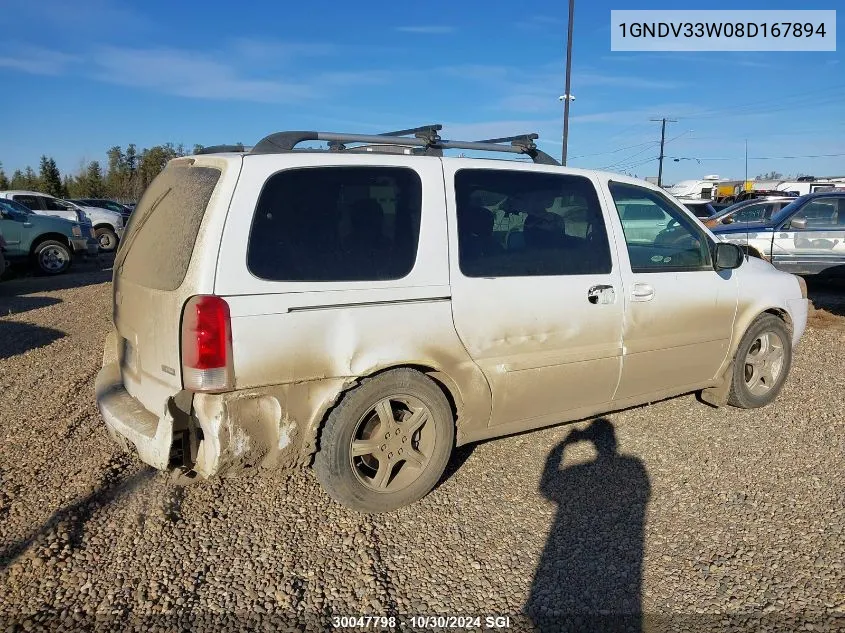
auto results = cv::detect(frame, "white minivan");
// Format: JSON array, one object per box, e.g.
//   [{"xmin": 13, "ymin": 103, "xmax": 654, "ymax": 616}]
[{"xmin": 95, "ymin": 126, "xmax": 808, "ymax": 513}]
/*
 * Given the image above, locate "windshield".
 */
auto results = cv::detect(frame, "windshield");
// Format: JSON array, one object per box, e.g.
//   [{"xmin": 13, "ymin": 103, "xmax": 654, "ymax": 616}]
[
  {"xmin": 770, "ymin": 194, "xmax": 814, "ymax": 225},
  {"xmin": 0, "ymin": 197, "xmax": 33, "ymax": 215}
]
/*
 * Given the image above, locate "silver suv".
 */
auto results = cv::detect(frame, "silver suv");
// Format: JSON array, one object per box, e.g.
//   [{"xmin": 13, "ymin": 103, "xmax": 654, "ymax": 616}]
[{"xmin": 96, "ymin": 125, "xmax": 808, "ymax": 513}]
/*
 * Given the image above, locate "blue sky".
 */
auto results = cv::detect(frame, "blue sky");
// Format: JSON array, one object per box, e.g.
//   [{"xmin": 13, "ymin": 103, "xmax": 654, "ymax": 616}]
[{"xmin": 0, "ymin": 0, "xmax": 842, "ymax": 184}]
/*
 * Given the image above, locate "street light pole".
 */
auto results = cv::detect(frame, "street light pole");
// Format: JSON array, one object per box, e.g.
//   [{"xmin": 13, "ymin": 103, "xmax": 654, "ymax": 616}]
[{"xmin": 561, "ymin": 0, "xmax": 575, "ymax": 166}]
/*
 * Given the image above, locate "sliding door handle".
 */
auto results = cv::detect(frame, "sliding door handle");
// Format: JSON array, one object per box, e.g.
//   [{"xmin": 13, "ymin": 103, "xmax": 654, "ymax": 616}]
[{"xmin": 631, "ymin": 283, "xmax": 655, "ymax": 302}]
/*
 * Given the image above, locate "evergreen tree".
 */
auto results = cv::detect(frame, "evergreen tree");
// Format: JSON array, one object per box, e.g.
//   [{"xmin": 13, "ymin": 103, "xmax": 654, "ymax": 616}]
[
  {"xmin": 85, "ymin": 161, "xmax": 105, "ymax": 197},
  {"xmin": 23, "ymin": 166, "xmax": 40, "ymax": 191},
  {"xmin": 0, "ymin": 162, "xmax": 8, "ymax": 190},
  {"xmin": 38, "ymin": 155, "xmax": 63, "ymax": 196},
  {"xmin": 9, "ymin": 169, "xmax": 24, "ymax": 189}
]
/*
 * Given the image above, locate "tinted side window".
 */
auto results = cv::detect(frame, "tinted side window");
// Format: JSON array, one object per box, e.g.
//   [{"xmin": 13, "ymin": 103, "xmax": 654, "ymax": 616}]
[
  {"xmin": 43, "ymin": 197, "xmax": 71, "ymax": 211},
  {"xmin": 734, "ymin": 202, "xmax": 772, "ymax": 223},
  {"xmin": 609, "ymin": 182, "xmax": 711, "ymax": 273},
  {"xmin": 12, "ymin": 195, "xmax": 40, "ymax": 210},
  {"xmin": 454, "ymin": 169, "xmax": 611, "ymax": 277},
  {"xmin": 248, "ymin": 167, "xmax": 422, "ymax": 282},
  {"xmin": 791, "ymin": 199, "xmax": 845, "ymax": 228}
]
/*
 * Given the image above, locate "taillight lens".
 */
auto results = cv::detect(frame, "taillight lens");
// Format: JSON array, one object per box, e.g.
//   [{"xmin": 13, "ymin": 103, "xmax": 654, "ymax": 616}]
[{"xmin": 181, "ymin": 295, "xmax": 233, "ymax": 392}]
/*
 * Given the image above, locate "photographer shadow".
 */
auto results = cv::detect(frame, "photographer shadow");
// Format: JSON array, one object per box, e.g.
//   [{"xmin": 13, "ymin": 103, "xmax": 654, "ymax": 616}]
[{"xmin": 525, "ymin": 418, "xmax": 651, "ymax": 632}]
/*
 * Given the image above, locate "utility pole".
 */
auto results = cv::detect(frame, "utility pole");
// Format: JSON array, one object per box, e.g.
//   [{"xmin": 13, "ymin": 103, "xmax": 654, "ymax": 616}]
[
  {"xmin": 561, "ymin": 0, "xmax": 575, "ymax": 165},
  {"xmin": 744, "ymin": 139, "xmax": 748, "ymax": 186},
  {"xmin": 651, "ymin": 117, "xmax": 677, "ymax": 187}
]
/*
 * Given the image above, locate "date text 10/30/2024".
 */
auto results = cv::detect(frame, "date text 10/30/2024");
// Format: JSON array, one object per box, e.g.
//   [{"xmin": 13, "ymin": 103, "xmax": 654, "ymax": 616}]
[{"xmin": 332, "ymin": 615, "xmax": 512, "ymax": 629}]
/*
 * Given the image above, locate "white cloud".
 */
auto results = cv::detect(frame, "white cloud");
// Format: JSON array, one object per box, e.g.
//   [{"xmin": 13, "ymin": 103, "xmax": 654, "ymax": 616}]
[
  {"xmin": 0, "ymin": 46, "xmax": 79, "ymax": 75},
  {"xmin": 395, "ymin": 26, "xmax": 456, "ymax": 34},
  {"xmin": 92, "ymin": 46, "xmax": 318, "ymax": 103},
  {"xmin": 0, "ymin": 39, "xmax": 393, "ymax": 105},
  {"xmin": 515, "ymin": 15, "xmax": 565, "ymax": 30},
  {"xmin": 575, "ymin": 72, "xmax": 684, "ymax": 90}
]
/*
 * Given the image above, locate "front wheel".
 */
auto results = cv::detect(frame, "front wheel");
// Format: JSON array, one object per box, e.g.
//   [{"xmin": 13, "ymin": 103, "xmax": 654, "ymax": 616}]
[
  {"xmin": 313, "ymin": 368, "xmax": 454, "ymax": 513},
  {"xmin": 33, "ymin": 240, "xmax": 72, "ymax": 275},
  {"xmin": 728, "ymin": 315, "xmax": 792, "ymax": 408}
]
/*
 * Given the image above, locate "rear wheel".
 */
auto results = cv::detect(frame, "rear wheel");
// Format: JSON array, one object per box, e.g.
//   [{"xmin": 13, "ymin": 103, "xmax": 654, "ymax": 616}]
[
  {"xmin": 95, "ymin": 227, "xmax": 119, "ymax": 252},
  {"xmin": 728, "ymin": 315, "xmax": 792, "ymax": 408},
  {"xmin": 33, "ymin": 240, "xmax": 72, "ymax": 275},
  {"xmin": 313, "ymin": 368, "xmax": 454, "ymax": 513}
]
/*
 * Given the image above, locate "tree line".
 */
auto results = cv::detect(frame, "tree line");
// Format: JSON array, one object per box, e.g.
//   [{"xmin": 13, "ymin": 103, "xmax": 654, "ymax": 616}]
[{"xmin": 0, "ymin": 143, "xmax": 215, "ymax": 202}]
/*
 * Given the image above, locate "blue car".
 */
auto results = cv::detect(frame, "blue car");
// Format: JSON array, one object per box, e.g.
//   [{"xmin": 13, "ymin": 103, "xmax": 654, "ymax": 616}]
[{"xmin": 712, "ymin": 191, "xmax": 845, "ymax": 276}]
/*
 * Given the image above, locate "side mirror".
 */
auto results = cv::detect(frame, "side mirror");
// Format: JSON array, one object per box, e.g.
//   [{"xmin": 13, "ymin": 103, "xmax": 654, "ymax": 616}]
[
  {"xmin": 714, "ymin": 242, "xmax": 744, "ymax": 270},
  {"xmin": 789, "ymin": 217, "xmax": 808, "ymax": 230},
  {"xmin": 723, "ymin": 216, "xmax": 734, "ymax": 224}
]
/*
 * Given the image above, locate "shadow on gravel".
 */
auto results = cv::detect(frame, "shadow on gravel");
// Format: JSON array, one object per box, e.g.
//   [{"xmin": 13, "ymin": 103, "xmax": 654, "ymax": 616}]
[
  {"xmin": 0, "ymin": 263, "xmax": 112, "ymax": 298},
  {"xmin": 0, "ymin": 461, "xmax": 155, "ymax": 571},
  {"xmin": 0, "ymin": 294, "xmax": 62, "ymax": 316},
  {"xmin": 806, "ymin": 277, "xmax": 845, "ymax": 326},
  {"xmin": 432, "ymin": 443, "xmax": 476, "ymax": 491},
  {"xmin": 525, "ymin": 419, "xmax": 651, "ymax": 633},
  {"xmin": 0, "ymin": 320, "xmax": 66, "ymax": 360}
]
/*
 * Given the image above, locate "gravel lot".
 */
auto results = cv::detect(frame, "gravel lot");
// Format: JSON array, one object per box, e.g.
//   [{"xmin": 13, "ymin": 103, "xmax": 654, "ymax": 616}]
[{"xmin": 1, "ymin": 264, "xmax": 843, "ymax": 632}]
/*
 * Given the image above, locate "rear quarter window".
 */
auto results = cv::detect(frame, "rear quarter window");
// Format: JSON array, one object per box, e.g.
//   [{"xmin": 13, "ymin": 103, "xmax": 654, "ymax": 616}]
[
  {"xmin": 117, "ymin": 164, "xmax": 221, "ymax": 291},
  {"xmin": 247, "ymin": 166, "xmax": 422, "ymax": 282}
]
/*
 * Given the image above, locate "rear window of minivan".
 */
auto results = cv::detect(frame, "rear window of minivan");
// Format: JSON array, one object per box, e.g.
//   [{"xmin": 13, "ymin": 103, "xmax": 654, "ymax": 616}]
[
  {"xmin": 247, "ymin": 166, "xmax": 422, "ymax": 282},
  {"xmin": 117, "ymin": 163, "xmax": 220, "ymax": 291}
]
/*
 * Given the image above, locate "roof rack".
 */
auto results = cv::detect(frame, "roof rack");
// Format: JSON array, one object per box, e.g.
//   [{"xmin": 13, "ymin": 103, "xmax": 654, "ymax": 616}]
[{"xmin": 248, "ymin": 124, "xmax": 559, "ymax": 165}]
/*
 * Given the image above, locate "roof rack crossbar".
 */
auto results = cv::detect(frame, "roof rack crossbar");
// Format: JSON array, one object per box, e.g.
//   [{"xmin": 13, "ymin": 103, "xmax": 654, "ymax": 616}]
[
  {"xmin": 378, "ymin": 124, "xmax": 442, "ymax": 140},
  {"xmin": 250, "ymin": 129, "xmax": 560, "ymax": 165},
  {"xmin": 473, "ymin": 133, "xmax": 539, "ymax": 147}
]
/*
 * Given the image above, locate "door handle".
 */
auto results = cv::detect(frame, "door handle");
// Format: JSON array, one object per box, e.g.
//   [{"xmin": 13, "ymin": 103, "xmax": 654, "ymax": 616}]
[
  {"xmin": 587, "ymin": 284, "xmax": 616, "ymax": 305},
  {"xmin": 631, "ymin": 283, "xmax": 655, "ymax": 302}
]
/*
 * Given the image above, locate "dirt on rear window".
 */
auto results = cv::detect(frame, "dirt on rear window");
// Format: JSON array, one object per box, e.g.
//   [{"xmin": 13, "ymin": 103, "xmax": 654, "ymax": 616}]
[{"xmin": 116, "ymin": 164, "xmax": 221, "ymax": 291}]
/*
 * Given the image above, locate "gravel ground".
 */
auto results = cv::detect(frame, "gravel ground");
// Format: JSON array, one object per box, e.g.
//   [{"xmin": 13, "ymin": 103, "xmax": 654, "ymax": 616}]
[{"xmin": 0, "ymin": 264, "xmax": 843, "ymax": 632}]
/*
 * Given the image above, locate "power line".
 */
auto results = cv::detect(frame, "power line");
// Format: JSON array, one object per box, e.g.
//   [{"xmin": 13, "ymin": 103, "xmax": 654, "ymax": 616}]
[
  {"xmin": 675, "ymin": 83, "xmax": 845, "ymax": 121},
  {"xmin": 570, "ymin": 139, "xmax": 657, "ymax": 160},
  {"xmin": 667, "ymin": 152, "xmax": 845, "ymax": 161}
]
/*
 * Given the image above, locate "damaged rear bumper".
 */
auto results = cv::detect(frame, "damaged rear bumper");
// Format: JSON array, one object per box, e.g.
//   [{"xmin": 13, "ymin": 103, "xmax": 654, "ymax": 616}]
[
  {"xmin": 95, "ymin": 361, "xmax": 174, "ymax": 470},
  {"xmin": 95, "ymin": 346, "xmax": 343, "ymax": 477}
]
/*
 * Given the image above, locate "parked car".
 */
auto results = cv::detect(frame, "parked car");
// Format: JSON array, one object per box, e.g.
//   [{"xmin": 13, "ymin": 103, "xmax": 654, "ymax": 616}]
[
  {"xmin": 70, "ymin": 198, "xmax": 133, "ymax": 221},
  {"xmin": 727, "ymin": 189, "xmax": 798, "ymax": 204},
  {"xmin": 95, "ymin": 126, "xmax": 808, "ymax": 513},
  {"xmin": 678, "ymin": 198, "xmax": 719, "ymax": 220},
  {"xmin": 703, "ymin": 197, "xmax": 794, "ymax": 229},
  {"xmin": 0, "ymin": 191, "xmax": 124, "ymax": 252},
  {"xmin": 0, "ymin": 197, "xmax": 98, "ymax": 274},
  {"xmin": 713, "ymin": 191, "xmax": 845, "ymax": 276}
]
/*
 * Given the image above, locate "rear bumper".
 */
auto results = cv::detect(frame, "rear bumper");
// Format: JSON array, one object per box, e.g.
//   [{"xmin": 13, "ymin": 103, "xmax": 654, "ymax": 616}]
[
  {"xmin": 95, "ymin": 360, "xmax": 174, "ymax": 469},
  {"xmin": 71, "ymin": 238, "xmax": 99, "ymax": 258}
]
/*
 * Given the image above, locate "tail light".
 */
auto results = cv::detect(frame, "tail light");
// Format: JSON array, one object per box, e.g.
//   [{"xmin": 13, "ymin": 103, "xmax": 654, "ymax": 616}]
[{"xmin": 181, "ymin": 295, "xmax": 233, "ymax": 392}]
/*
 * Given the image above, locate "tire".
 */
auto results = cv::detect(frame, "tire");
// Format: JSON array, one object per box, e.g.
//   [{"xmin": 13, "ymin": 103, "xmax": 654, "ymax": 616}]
[
  {"xmin": 95, "ymin": 227, "xmax": 119, "ymax": 252},
  {"xmin": 728, "ymin": 314, "xmax": 792, "ymax": 409},
  {"xmin": 313, "ymin": 368, "xmax": 454, "ymax": 513},
  {"xmin": 33, "ymin": 240, "xmax": 72, "ymax": 275}
]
